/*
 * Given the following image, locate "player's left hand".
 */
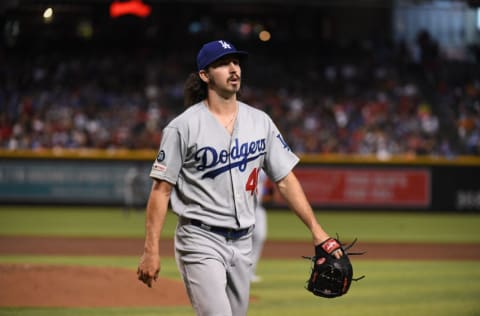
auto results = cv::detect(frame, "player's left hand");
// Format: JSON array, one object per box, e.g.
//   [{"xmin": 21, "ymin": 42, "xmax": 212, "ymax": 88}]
[{"xmin": 304, "ymin": 237, "xmax": 365, "ymax": 298}]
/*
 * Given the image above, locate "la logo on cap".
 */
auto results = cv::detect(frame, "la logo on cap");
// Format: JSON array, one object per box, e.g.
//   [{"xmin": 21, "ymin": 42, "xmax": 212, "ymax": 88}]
[{"xmin": 219, "ymin": 41, "xmax": 232, "ymax": 49}]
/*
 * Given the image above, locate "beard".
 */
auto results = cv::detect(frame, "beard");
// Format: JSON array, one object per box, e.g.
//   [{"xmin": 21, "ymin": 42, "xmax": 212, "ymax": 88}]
[{"xmin": 209, "ymin": 75, "xmax": 241, "ymax": 96}]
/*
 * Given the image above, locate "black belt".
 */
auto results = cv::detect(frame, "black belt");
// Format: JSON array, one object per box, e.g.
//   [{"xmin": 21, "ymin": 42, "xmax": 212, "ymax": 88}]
[{"xmin": 186, "ymin": 218, "xmax": 252, "ymax": 240}]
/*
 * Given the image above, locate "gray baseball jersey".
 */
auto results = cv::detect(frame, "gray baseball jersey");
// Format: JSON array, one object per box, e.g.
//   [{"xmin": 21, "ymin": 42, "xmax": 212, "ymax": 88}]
[{"xmin": 150, "ymin": 101, "xmax": 299, "ymax": 229}]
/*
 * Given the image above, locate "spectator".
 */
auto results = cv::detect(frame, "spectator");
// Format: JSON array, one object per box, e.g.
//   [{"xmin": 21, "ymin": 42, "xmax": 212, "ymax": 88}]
[{"xmin": 1, "ymin": 38, "xmax": 479, "ymax": 157}]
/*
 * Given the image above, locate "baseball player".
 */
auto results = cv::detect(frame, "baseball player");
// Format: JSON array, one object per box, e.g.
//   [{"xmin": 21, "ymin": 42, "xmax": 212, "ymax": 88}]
[
  {"xmin": 251, "ymin": 169, "xmax": 269, "ymax": 283},
  {"xmin": 123, "ymin": 165, "xmax": 145, "ymax": 214},
  {"xmin": 137, "ymin": 39, "xmax": 340, "ymax": 316}
]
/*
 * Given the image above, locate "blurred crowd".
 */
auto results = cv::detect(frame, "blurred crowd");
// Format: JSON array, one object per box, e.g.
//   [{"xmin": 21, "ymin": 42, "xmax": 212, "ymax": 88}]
[{"xmin": 1, "ymin": 32, "xmax": 480, "ymax": 157}]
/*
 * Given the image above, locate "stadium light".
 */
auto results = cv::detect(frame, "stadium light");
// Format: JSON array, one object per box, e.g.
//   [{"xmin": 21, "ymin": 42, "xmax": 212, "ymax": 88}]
[
  {"xmin": 259, "ymin": 30, "xmax": 271, "ymax": 42},
  {"xmin": 42, "ymin": 7, "xmax": 53, "ymax": 23}
]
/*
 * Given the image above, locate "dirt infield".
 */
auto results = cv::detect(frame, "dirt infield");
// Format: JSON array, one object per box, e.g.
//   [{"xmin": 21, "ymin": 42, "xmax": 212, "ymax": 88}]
[
  {"xmin": 1, "ymin": 236, "xmax": 479, "ymax": 308},
  {"xmin": 0, "ymin": 264, "xmax": 190, "ymax": 307}
]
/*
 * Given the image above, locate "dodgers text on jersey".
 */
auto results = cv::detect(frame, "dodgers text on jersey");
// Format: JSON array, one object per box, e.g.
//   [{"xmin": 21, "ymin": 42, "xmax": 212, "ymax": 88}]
[{"xmin": 195, "ymin": 138, "xmax": 266, "ymax": 179}]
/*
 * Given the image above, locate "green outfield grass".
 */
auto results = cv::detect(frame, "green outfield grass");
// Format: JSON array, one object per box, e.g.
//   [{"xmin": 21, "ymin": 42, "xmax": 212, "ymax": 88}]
[
  {"xmin": 0, "ymin": 206, "xmax": 480, "ymax": 316},
  {"xmin": 1, "ymin": 206, "xmax": 480, "ymax": 243}
]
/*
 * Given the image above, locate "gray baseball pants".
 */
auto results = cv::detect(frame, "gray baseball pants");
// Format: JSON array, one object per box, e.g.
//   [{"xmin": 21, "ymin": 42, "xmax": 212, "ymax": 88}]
[{"xmin": 175, "ymin": 219, "xmax": 253, "ymax": 316}]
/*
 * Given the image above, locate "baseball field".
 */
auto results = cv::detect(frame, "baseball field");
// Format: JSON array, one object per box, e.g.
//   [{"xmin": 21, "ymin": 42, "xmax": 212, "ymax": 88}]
[{"xmin": 0, "ymin": 206, "xmax": 479, "ymax": 316}]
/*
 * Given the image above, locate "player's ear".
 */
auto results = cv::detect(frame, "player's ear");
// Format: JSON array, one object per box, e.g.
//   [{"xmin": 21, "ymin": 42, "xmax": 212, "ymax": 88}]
[{"xmin": 198, "ymin": 70, "xmax": 209, "ymax": 83}]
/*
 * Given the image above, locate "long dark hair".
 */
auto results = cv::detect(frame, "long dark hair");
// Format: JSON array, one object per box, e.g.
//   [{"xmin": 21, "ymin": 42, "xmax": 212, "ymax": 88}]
[{"xmin": 183, "ymin": 72, "xmax": 207, "ymax": 107}]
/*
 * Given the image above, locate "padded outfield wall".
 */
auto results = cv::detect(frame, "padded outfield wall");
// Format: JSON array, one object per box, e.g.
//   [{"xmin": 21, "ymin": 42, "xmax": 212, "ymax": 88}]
[{"xmin": 0, "ymin": 150, "xmax": 479, "ymax": 212}]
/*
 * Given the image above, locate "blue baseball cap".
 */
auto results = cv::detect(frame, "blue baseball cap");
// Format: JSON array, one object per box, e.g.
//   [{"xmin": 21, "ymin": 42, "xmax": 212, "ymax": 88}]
[{"xmin": 196, "ymin": 40, "xmax": 248, "ymax": 71}]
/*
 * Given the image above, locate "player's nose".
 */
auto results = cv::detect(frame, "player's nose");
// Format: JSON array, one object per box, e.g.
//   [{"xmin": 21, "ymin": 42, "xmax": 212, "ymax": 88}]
[{"xmin": 228, "ymin": 61, "xmax": 240, "ymax": 71}]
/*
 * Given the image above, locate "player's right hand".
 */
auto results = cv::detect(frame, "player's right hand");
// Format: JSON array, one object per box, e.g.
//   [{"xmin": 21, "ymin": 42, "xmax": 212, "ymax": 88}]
[{"xmin": 137, "ymin": 253, "xmax": 160, "ymax": 288}]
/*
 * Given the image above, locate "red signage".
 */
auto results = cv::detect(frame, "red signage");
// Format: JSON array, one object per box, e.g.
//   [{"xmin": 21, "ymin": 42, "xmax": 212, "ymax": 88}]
[
  {"xmin": 275, "ymin": 168, "xmax": 430, "ymax": 207},
  {"xmin": 110, "ymin": 0, "xmax": 151, "ymax": 18}
]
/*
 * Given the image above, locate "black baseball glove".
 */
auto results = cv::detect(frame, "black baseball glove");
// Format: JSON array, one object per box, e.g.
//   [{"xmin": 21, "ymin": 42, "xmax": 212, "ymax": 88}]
[{"xmin": 304, "ymin": 237, "xmax": 365, "ymax": 298}]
